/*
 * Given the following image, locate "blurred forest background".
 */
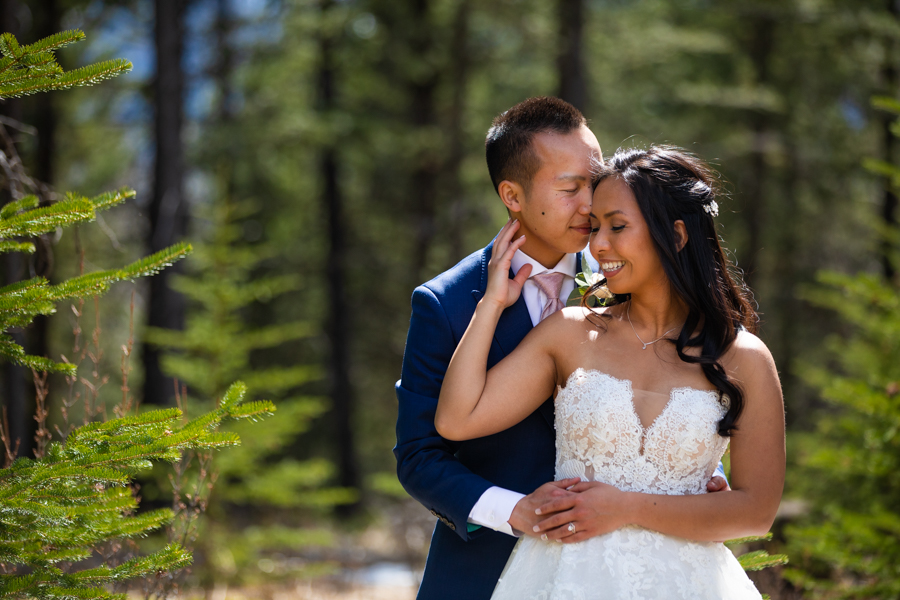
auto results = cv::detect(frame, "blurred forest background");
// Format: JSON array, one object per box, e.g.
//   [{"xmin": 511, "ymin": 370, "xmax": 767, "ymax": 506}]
[{"xmin": 1, "ymin": 0, "xmax": 899, "ymax": 597}]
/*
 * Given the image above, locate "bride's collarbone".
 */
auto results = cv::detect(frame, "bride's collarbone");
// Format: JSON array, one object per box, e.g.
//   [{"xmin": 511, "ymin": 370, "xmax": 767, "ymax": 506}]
[{"xmin": 556, "ymin": 352, "xmax": 714, "ymax": 399}]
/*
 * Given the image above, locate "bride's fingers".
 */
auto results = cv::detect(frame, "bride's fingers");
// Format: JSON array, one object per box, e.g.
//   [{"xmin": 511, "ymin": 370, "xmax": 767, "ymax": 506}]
[
  {"xmin": 567, "ymin": 481, "xmax": 602, "ymax": 493},
  {"xmin": 537, "ymin": 522, "xmax": 573, "ymax": 541},
  {"xmin": 488, "ymin": 220, "xmax": 522, "ymax": 272},
  {"xmin": 512, "ymin": 262, "xmax": 532, "ymax": 289},
  {"xmin": 495, "ymin": 218, "xmax": 519, "ymax": 251},
  {"xmin": 559, "ymin": 531, "xmax": 591, "ymax": 544}
]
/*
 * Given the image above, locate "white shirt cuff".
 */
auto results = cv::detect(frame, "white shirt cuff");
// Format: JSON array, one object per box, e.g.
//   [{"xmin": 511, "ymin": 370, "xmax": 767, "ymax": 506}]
[{"xmin": 467, "ymin": 486, "xmax": 526, "ymax": 537}]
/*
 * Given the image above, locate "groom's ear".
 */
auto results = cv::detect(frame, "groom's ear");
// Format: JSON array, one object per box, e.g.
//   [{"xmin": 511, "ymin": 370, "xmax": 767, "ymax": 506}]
[{"xmin": 498, "ymin": 180, "xmax": 526, "ymax": 213}]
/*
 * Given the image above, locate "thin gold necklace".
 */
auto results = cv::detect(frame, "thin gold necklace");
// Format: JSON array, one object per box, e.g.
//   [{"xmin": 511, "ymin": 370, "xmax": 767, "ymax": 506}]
[{"xmin": 626, "ymin": 304, "xmax": 680, "ymax": 350}]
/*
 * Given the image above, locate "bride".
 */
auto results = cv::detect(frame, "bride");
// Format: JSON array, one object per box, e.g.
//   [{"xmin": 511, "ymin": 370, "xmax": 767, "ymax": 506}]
[{"xmin": 435, "ymin": 146, "xmax": 785, "ymax": 599}]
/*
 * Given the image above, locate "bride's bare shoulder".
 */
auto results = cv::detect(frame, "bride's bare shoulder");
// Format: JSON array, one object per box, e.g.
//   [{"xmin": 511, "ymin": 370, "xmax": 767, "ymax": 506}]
[
  {"xmin": 541, "ymin": 305, "xmax": 617, "ymax": 335},
  {"xmin": 724, "ymin": 330, "xmax": 779, "ymax": 385}
]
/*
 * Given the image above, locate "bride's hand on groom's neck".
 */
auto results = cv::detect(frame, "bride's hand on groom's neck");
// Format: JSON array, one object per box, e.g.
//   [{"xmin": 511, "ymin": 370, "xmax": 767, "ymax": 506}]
[
  {"xmin": 508, "ymin": 478, "xmax": 581, "ymax": 537},
  {"xmin": 484, "ymin": 219, "xmax": 532, "ymax": 311}
]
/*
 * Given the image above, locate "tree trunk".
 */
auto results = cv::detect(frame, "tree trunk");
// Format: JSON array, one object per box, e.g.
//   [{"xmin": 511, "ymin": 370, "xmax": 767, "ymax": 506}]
[
  {"xmin": 0, "ymin": 0, "xmax": 31, "ymax": 458},
  {"xmin": 318, "ymin": 0, "xmax": 360, "ymax": 514},
  {"xmin": 881, "ymin": 0, "xmax": 899, "ymax": 282},
  {"xmin": 739, "ymin": 13, "xmax": 775, "ymax": 287},
  {"xmin": 556, "ymin": 0, "xmax": 587, "ymax": 113},
  {"xmin": 445, "ymin": 0, "xmax": 471, "ymax": 265},
  {"xmin": 408, "ymin": 0, "xmax": 441, "ymax": 285},
  {"xmin": 212, "ymin": 0, "xmax": 235, "ymax": 123},
  {"xmin": 28, "ymin": 0, "xmax": 59, "ymax": 377},
  {"xmin": 143, "ymin": 0, "xmax": 188, "ymax": 406}
]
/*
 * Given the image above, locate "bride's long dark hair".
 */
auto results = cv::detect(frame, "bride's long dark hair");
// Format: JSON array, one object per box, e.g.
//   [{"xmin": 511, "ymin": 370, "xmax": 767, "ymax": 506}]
[{"xmin": 586, "ymin": 146, "xmax": 758, "ymax": 437}]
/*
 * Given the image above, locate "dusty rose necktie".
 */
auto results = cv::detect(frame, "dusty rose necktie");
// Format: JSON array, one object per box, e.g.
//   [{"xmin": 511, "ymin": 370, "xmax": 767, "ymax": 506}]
[{"xmin": 531, "ymin": 272, "xmax": 566, "ymax": 322}]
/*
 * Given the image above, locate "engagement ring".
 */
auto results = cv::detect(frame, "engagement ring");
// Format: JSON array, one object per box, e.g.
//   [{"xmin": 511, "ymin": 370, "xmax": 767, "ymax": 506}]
[{"xmin": 567, "ymin": 522, "xmax": 576, "ymax": 533}]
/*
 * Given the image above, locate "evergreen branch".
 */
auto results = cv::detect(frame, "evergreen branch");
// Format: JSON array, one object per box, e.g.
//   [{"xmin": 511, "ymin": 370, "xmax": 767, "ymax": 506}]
[
  {"xmin": 219, "ymin": 381, "xmax": 248, "ymax": 412},
  {"xmin": 0, "ymin": 195, "xmax": 39, "ymax": 219},
  {"xmin": 0, "ymin": 276, "xmax": 47, "ymax": 296},
  {"xmin": 32, "ymin": 546, "xmax": 92, "ymax": 565},
  {"xmin": 0, "ymin": 340, "xmax": 76, "ymax": 374},
  {"xmin": 0, "ymin": 59, "xmax": 133, "ymax": 99},
  {"xmin": 242, "ymin": 364, "xmax": 323, "ymax": 394},
  {"xmin": 192, "ymin": 431, "xmax": 241, "ymax": 449},
  {"xmin": 226, "ymin": 400, "xmax": 277, "ymax": 420},
  {"xmin": 21, "ymin": 30, "xmax": 86, "ymax": 55},
  {"xmin": 87, "ymin": 188, "xmax": 135, "ymax": 212},
  {"xmin": 0, "ymin": 33, "xmax": 22, "ymax": 60},
  {"xmin": 238, "ymin": 321, "xmax": 315, "ymax": 350},
  {"xmin": 737, "ymin": 549, "xmax": 789, "ymax": 571},
  {"xmin": 35, "ymin": 585, "xmax": 124, "ymax": 599},
  {"xmin": 0, "ymin": 197, "xmax": 95, "ymax": 237},
  {"xmin": 725, "ymin": 533, "xmax": 774, "ymax": 546},
  {"xmin": 0, "ymin": 58, "xmax": 62, "ymax": 85},
  {"xmin": 116, "ymin": 242, "xmax": 192, "ymax": 279},
  {"xmin": 872, "ymin": 95, "xmax": 900, "ymax": 115},
  {"xmin": 70, "ymin": 408, "xmax": 183, "ymax": 439},
  {"xmin": 0, "ymin": 573, "xmax": 40, "ymax": 596},
  {"xmin": 0, "ymin": 240, "xmax": 35, "ymax": 254},
  {"xmin": 48, "ymin": 242, "xmax": 192, "ymax": 300}
]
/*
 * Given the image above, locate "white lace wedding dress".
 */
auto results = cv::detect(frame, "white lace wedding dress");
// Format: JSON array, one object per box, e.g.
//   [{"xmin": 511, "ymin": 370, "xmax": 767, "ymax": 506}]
[{"xmin": 491, "ymin": 368, "xmax": 762, "ymax": 600}]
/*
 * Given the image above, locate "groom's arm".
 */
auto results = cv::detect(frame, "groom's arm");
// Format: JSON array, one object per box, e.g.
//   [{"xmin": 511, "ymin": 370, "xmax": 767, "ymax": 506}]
[
  {"xmin": 396, "ymin": 284, "xmax": 589, "ymax": 539},
  {"xmin": 394, "ymin": 284, "xmax": 499, "ymax": 541}
]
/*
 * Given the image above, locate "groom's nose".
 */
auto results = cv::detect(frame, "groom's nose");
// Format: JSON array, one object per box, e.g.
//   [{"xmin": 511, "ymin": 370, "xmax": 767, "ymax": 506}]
[{"xmin": 578, "ymin": 190, "xmax": 592, "ymax": 213}]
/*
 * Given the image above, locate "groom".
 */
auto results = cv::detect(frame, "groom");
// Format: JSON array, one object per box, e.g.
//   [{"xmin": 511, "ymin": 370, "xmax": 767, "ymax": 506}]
[{"xmin": 395, "ymin": 97, "xmax": 724, "ymax": 600}]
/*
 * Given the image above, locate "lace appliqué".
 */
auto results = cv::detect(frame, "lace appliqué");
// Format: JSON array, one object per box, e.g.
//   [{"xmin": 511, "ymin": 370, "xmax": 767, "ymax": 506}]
[
  {"xmin": 554, "ymin": 369, "xmax": 729, "ymax": 496},
  {"xmin": 491, "ymin": 369, "xmax": 760, "ymax": 600}
]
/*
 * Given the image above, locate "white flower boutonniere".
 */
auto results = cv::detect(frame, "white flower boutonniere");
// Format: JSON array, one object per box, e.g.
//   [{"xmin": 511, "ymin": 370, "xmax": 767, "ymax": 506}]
[{"xmin": 567, "ymin": 255, "xmax": 614, "ymax": 308}]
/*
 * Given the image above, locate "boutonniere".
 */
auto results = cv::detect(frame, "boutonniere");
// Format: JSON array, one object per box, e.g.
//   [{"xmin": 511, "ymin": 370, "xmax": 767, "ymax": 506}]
[{"xmin": 567, "ymin": 255, "xmax": 614, "ymax": 308}]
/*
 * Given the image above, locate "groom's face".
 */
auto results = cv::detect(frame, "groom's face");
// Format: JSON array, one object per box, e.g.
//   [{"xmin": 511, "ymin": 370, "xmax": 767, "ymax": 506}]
[{"xmin": 503, "ymin": 125, "xmax": 601, "ymax": 267}]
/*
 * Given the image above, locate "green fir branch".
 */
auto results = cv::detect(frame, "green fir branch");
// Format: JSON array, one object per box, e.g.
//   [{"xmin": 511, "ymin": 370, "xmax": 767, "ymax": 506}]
[
  {"xmin": 20, "ymin": 30, "xmax": 86, "ymax": 55},
  {"xmin": 737, "ymin": 549, "xmax": 789, "ymax": 571},
  {"xmin": 0, "ymin": 240, "xmax": 35, "ymax": 254},
  {"xmin": 0, "ymin": 197, "xmax": 95, "ymax": 237},
  {"xmin": 0, "ymin": 195, "xmax": 39, "ymax": 219},
  {"xmin": 0, "ymin": 59, "xmax": 132, "ymax": 99}
]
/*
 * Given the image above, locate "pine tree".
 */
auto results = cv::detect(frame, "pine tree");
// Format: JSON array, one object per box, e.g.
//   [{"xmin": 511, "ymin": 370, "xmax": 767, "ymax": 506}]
[
  {"xmin": 783, "ymin": 97, "xmax": 900, "ymax": 599},
  {"xmin": 0, "ymin": 31, "xmax": 273, "ymax": 599},
  {"xmin": 146, "ymin": 185, "xmax": 354, "ymax": 582}
]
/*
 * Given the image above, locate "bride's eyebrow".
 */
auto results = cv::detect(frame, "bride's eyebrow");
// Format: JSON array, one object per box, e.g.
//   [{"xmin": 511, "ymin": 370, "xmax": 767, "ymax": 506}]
[{"xmin": 603, "ymin": 210, "xmax": 625, "ymax": 218}]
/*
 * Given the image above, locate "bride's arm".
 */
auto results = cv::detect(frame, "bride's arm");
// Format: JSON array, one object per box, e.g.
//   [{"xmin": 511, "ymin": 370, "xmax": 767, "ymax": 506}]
[
  {"xmin": 534, "ymin": 332, "xmax": 785, "ymax": 543},
  {"xmin": 435, "ymin": 220, "xmax": 558, "ymax": 442}
]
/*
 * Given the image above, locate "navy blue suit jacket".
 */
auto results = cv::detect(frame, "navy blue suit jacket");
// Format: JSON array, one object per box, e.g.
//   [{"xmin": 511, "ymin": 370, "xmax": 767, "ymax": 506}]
[{"xmin": 394, "ymin": 242, "xmax": 579, "ymax": 600}]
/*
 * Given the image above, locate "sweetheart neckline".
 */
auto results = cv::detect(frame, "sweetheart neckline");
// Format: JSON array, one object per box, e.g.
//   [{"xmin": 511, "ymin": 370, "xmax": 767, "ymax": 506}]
[{"xmin": 557, "ymin": 368, "xmax": 721, "ymax": 451}]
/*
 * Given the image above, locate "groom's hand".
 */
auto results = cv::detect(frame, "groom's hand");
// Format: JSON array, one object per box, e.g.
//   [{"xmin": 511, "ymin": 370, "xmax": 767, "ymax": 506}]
[
  {"xmin": 532, "ymin": 480, "xmax": 627, "ymax": 543},
  {"xmin": 508, "ymin": 478, "xmax": 580, "ymax": 537},
  {"xmin": 707, "ymin": 476, "xmax": 730, "ymax": 493}
]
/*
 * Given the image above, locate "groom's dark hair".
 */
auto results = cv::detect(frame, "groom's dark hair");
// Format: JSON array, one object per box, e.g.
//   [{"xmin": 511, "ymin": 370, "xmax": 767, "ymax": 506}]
[{"xmin": 485, "ymin": 96, "xmax": 586, "ymax": 193}]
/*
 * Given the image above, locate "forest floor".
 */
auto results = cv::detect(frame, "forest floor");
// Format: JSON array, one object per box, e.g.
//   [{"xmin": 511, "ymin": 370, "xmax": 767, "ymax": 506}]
[
  {"xmin": 149, "ymin": 497, "xmax": 430, "ymax": 599},
  {"xmin": 146, "ymin": 497, "xmax": 802, "ymax": 599}
]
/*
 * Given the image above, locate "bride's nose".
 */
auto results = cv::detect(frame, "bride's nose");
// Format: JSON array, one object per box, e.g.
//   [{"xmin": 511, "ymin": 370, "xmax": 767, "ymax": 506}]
[{"xmin": 591, "ymin": 231, "xmax": 610, "ymax": 253}]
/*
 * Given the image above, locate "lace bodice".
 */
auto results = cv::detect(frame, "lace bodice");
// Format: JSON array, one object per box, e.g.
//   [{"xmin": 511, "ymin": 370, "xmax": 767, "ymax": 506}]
[
  {"xmin": 491, "ymin": 368, "xmax": 761, "ymax": 600},
  {"xmin": 555, "ymin": 368, "xmax": 729, "ymax": 496}
]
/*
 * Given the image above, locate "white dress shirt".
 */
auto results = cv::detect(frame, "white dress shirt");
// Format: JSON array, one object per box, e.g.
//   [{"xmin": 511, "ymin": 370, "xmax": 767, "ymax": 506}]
[{"xmin": 466, "ymin": 250, "xmax": 577, "ymax": 536}]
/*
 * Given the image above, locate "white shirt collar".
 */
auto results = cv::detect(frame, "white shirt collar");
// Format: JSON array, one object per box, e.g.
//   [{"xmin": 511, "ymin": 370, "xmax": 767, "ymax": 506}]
[{"xmin": 510, "ymin": 250, "xmax": 577, "ymax": 278}]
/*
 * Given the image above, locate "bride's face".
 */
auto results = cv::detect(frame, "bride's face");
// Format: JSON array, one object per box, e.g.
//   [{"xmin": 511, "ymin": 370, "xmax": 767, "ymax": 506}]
[{"xmin": 589, "ymin": 177, "xmax": 669, "ymax": 296}]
